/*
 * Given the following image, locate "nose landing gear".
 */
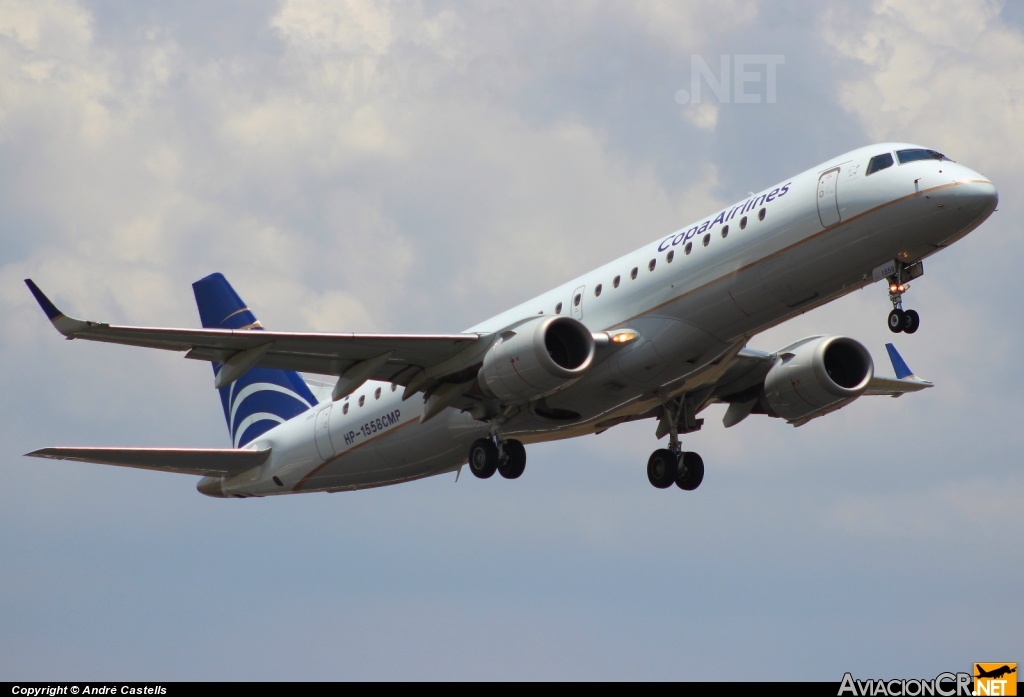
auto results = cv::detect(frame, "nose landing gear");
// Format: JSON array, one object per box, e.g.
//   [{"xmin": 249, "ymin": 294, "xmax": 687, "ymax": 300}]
[
  {"xmin": 887, "ymin": 307, "xmax": 920, "ymax": 334},
  {"xmin": 883, "ymin": 261, "xmax": 924, "ymax": 334},
  {"xmin": 887, "ymin": 289, "xmax": 920, "ymax": 334}
]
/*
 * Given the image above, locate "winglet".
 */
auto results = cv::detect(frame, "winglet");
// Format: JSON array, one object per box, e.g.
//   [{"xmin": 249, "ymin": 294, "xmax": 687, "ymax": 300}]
[
  {"xmin": 24, "ymin": 279, "xmax": 89, "ymax": 336},
  {"xmin": 885, "ymin": 343, "xmax": 914, "ymax": 380},
  {"xmin": 24, "ymin": 279, "xmax": 64, "ymax": 321}
]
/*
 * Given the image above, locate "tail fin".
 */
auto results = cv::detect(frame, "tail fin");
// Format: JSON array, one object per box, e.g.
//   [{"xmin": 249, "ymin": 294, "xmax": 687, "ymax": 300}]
[{"xmin": 192, "ymin": 273, "xmax": 318, "ymax": 448}]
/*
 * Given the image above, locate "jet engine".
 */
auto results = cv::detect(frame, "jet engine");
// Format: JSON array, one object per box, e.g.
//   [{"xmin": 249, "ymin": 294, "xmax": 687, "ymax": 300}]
[
  {"xmin": 761, "ymin": 335, "xmax": 874, "ymax": 424},
  {"xmin": 478, "ymin": 315, "xmax": 595, "ymax": 404}
]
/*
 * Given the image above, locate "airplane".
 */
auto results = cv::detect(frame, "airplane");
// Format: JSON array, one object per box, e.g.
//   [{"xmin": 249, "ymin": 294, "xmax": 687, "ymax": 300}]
[
  {"xmin": 23, "ymin": 142, "xmax": 997, "ymax": 497},
  {"xmin": 975, "ymin": 665, "xmax": 1016, "ymax": 680}
]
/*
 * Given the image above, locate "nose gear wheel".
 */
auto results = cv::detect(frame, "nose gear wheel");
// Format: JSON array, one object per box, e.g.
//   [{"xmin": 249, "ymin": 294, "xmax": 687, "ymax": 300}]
[{"xmin": 884, "ymin": 262, "xmax": 922, "ymax": 334}]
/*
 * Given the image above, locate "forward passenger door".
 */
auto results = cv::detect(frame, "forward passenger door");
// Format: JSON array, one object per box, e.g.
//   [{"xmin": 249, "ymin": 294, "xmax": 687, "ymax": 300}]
[{"xmin": 816, "ymin": 167, "xmax": 842, "ymax": 228}]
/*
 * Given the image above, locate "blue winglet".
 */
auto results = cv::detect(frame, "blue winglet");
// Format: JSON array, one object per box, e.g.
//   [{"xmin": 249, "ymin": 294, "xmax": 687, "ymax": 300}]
[
  {"xmin": 885, "ymin": 343, "xmax": 914, "ymax": 380},
  {"xmin": 24, "ymin": 279, "xmax": 64, "ymax": 320}
]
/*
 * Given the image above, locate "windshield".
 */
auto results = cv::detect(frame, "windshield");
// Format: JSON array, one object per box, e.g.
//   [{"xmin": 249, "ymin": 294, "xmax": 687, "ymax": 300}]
[
  {"xmin": 896, "ymin": 148, "xmax": 951, "ymax": 164},
  {"xmin": 866, "ymin": 152, "xmax": 894, "ymax": 175}
]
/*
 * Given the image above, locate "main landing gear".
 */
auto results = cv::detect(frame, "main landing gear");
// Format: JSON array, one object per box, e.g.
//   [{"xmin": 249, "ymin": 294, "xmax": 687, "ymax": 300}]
[
  {"xmin": 647, "ymin": 449, "xmax": 704, "ymax": 490},
  {"xmin": 885, "ymin": 261, "xmax": 924, "ymax": 334},
  {"xmin": 647, "ymin": 395, "xmax": 705, "ymax": 491},
  {"xmin": 468, "ymin": 436, "xmax": 526, "ymax": 480}
]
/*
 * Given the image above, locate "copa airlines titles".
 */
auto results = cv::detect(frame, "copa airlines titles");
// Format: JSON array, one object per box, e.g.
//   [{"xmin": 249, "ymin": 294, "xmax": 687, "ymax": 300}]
[{"xmin": 658, "ymin": 182, "xmax": 793, "ymax": 252}]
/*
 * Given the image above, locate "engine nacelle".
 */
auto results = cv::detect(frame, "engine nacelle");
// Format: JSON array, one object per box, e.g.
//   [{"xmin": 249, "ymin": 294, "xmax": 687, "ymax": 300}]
[
  {"xmin": 478, "ymin": 316, "xmax": 595, "ymax": 404},
  {"xmin": 762, "ymin": 335, "xmax": 874, "ymax": 424}
]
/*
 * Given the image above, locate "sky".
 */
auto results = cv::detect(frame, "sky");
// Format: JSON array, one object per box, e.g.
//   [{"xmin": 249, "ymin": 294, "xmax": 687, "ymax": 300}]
[{"xmin": 1, "ymin": 0, "xmax": 1022, "ymax": 681}]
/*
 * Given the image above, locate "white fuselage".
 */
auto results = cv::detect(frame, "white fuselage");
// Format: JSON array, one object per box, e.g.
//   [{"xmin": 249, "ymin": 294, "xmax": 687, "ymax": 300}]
[{"xmin": 218, "ymin": 143, "xmax": 997, "ymax": 497}]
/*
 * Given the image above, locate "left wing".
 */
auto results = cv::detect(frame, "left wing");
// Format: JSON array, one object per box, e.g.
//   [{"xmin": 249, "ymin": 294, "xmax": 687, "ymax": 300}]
[{"xmin": 25, "ymin": 279, "xmax": 486, "ymax": 390}]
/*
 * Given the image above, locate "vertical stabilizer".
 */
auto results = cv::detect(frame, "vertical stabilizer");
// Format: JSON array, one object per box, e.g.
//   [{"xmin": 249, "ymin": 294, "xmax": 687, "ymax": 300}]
[{"xmin": 192, "ymin": 273, "xmax": 317, "ymax": 448}]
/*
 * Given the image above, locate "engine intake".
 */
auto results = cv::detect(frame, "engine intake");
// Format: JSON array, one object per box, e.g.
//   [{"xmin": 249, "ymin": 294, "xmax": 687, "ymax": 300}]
[
  {"xmin": 478, "ymin": 316, "xmax": 595, "ymax": 403},
  {"xmin": 762, "ymin": 335, "xmax": 874, "ymax": 425}
]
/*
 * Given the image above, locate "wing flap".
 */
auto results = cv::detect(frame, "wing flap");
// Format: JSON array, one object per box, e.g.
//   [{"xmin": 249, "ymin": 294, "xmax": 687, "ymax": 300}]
[{"xmin": 25, "ymin": 447, "xmax": 271, "ymax": 476}]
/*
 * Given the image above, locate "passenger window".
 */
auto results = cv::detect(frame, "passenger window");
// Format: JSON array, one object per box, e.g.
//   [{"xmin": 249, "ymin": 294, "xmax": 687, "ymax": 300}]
[
  {"xmin": 391, "ymin": 383, "xmax": 397, "ymax": 392},
  {"xmin": 374, "ymin": 387, "xmax": 381, "ymax": 400},
  {"xmin": 574, "ymin": 293, "xmax": 581, "ymax": 307},
  {"xmin": 666, "ymin": 250, "xmax": 674, "ymax": 263},
  {"xmin": 739, "ymin": 216, "xmax": 747, "ymax": 230},
  {"xmin": 358, "ymin": 395, "xmax": 365, "ymax": 407},
  {"xmin": 702, "ymin": 234, "xmax": 710, "ymax": 247},
  {"xmin": 555, "ymin": 302, "xmax": 562, "ymax": 314},
  {"xmin": 684, "ymin": 242, "xmax": 692, "ymax": 255},
  {"xmin": 630, "ymin": 267, "xmax": 638, "ymax": 280},
  {"xmin": 758, "ymin": 207, "xmax": 766, "ymax": 221},
  {"xmin": 594, "ymin": 284, "xmax": 602, "ymax": 297},
  {"xmin": 613, "ymin": 275, "xmax": 620, "ymax": 288},
  {"xmin": 343, "ymin": 403, "xmax": 349, "ymax": 415},
  {"xmin": 721, "ymin": 225, "xmax": 729, "ymax": 239},
  {"xmin": 866, "ymin": 152, "xmax": 894, "ymax": 175},
  {"xmin": 896, "ymin": 148, "xmax": 950, "ymax": 164},
  {"xmin": 648, "ymin": 259, "xmax": 656, "ymax": 272}
]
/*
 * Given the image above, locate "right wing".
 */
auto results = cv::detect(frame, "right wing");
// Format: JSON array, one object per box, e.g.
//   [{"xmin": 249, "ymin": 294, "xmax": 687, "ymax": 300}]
[
  {"xmin": 697, "ymin": 342, "xmax": 932, "ymax": 428},
  {"xmin": 862, "ymin": 343, "xmax": 934, "ymax": 397},
  {"xmin": 25, "ymin": 447, "xmax": 270, "ymax": 476},
  {"xmin": 25, "ymin": 279, "xmax": 488, "ymax": 390}
]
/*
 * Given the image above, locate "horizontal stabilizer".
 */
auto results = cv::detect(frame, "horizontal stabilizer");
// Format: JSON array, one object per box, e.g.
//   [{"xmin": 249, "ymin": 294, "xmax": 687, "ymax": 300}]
[{"xmin": 25, "ymin": 447, "xmax": 270, "ymax": 476}]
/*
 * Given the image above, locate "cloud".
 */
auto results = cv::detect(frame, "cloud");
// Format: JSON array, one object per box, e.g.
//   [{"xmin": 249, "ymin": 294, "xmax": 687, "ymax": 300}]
[{"xmin": 823, "ymin": 0, "xmax": 1024, "ymax": 180}]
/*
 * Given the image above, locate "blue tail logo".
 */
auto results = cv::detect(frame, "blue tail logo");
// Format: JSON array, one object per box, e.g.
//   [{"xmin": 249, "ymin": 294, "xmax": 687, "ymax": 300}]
[{"xmin": 192, "ymin": 273, "xmax": 318, "ymax": 448}]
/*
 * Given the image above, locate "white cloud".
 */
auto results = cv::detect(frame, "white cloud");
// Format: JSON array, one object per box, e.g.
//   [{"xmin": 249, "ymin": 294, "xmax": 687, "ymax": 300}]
[
  {"xmin": 271, "ymin": 0, "xmax": 396, "ymax": 54},
  {"xmin": 822, "ymin": 0, "xmax": 1024, "ymax": 180}
]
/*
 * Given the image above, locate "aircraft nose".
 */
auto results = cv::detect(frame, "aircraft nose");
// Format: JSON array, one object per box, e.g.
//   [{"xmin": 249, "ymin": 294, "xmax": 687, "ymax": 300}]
[{"xmin": 955, "ymin": 176, "xmax": 998, "ymax": 220}]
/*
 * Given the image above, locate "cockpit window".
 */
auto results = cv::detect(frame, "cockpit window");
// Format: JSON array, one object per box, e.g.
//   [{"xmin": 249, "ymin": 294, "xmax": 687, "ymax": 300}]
[
  {"xmin": 896, "ymin": 148, "xmax": 951, "ymax": 164},
  {"xmin": 866, "ymin": 153, "xmax": 894, "ymax": 175}
]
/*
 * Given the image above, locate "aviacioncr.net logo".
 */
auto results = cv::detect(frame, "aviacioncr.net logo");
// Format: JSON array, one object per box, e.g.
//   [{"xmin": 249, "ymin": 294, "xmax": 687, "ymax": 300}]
[
  {"xmin": 838, "ymin": 672, "xmax": 973, "ymax": 696},
  {"xmin": 974, "ymin": 664, "xmax": 1017, "ymax": 696}
]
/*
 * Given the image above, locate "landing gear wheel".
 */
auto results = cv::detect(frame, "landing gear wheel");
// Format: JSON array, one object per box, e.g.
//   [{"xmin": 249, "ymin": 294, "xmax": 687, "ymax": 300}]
[
  {"xmin": 902, "ymin": 309, "xmax": 920, "ymax": 334},
  {"xmin": 675, "ymin": 452, "xmax": 705, "ymax": 491},
  {"xmin": 468, "ymin": 438, "xmax": 499, "ymax": 479},
  {"xmin": 647, "ymin": 449, "xmax": 679, "ymax": 489},
  {"xmin": 498, "ymin": 440, "xmax": 526, "ymax": 479},
  {"xmin": 888, "ymin": 309, "xmax": 905, "ymax": 333}
]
